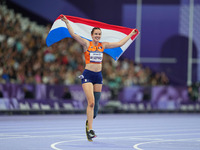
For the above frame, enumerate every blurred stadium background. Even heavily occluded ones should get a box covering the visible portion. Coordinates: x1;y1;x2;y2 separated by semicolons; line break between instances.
0;0;200;115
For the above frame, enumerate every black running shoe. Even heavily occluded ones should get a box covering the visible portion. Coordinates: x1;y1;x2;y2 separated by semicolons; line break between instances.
85;120;96;141
88;130;96;138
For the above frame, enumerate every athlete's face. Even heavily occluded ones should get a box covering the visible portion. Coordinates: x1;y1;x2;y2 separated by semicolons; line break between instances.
91;29;101;42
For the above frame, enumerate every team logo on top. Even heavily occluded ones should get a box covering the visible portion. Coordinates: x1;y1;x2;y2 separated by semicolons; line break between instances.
98;46;102;49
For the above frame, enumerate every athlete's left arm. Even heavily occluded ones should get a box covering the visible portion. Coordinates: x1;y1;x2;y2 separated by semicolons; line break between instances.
102;29;137;49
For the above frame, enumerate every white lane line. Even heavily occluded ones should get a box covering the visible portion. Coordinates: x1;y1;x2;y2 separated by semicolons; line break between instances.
50;137;144;150
0;124;199;130
0;134;29;137
1;130;200;140
133;138;200;150
51;139;86;150
98;128;200;135
1;126;200;132
0;127;83;131
129;132;200;138
0;134;82;140
1;128;200;141
0;133;200;140
1;128;200;136
50;137;200;150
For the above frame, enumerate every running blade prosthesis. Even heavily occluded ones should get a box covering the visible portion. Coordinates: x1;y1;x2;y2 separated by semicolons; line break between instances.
85;120;96;142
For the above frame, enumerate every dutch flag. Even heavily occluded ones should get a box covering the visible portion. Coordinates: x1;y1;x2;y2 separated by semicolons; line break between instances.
46;15;139;61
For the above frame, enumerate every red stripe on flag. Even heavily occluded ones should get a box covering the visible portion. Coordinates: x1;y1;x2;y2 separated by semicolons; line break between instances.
56;15;139;40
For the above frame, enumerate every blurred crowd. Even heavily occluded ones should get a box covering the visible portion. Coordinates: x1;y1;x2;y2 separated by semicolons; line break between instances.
0;5;169;89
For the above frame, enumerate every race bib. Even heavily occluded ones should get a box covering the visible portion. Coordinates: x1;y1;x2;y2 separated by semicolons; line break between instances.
90;52;103;63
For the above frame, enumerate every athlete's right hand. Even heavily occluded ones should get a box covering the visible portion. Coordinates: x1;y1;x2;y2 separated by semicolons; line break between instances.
60;14;69;24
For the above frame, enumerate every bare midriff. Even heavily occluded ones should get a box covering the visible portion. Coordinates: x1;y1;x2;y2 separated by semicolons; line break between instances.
85;63;102;72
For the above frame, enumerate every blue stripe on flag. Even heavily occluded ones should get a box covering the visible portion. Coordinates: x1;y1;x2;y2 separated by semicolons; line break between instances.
103;47;123;61
46;27;124;61
46;27;72;47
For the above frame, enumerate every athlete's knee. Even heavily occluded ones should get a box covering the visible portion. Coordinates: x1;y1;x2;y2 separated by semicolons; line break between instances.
89;103;94;108
88;100;95;108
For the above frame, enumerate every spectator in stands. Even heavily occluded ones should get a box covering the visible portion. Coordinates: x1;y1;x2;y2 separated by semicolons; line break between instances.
0;4;170;89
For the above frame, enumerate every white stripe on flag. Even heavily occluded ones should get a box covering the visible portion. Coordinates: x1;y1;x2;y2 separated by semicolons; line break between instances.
50;19;129;43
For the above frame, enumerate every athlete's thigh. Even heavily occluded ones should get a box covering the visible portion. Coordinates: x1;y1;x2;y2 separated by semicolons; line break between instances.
94;84;102;92
82;83;94;102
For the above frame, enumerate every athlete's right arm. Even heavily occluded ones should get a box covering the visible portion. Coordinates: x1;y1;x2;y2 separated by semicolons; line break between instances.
60;15;89;49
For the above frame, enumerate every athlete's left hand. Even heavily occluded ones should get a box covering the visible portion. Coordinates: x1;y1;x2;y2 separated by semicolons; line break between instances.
131;29;138;36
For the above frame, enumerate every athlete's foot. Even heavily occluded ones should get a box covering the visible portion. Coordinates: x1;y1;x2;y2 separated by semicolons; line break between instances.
85;120;97;141
86;129;96;141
